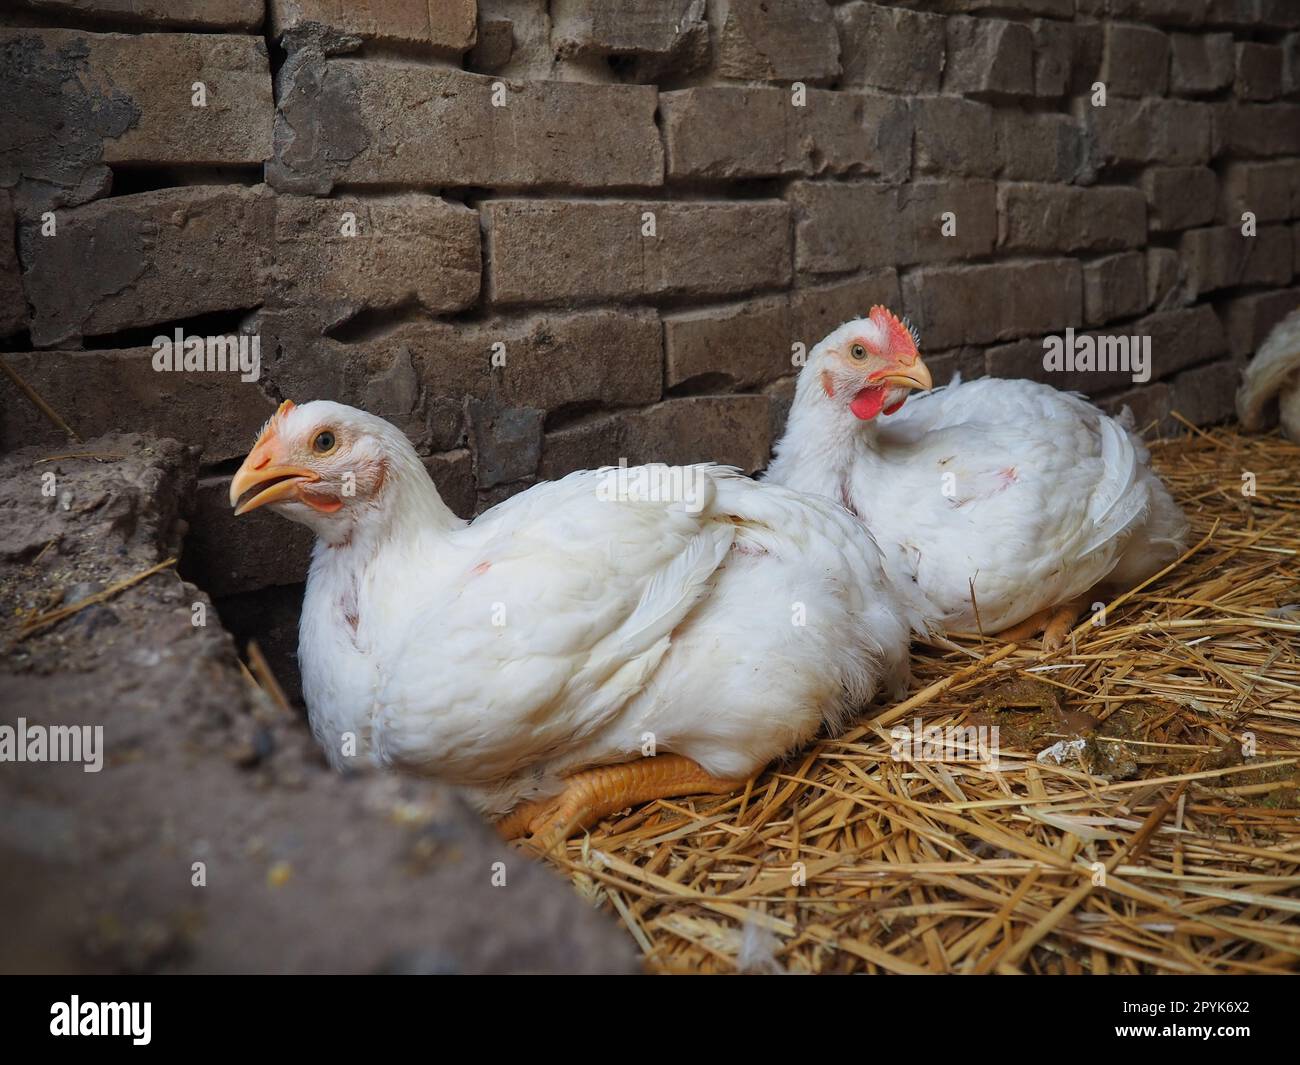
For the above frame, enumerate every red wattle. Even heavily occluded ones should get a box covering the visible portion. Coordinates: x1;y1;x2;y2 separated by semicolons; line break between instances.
850;387;887;420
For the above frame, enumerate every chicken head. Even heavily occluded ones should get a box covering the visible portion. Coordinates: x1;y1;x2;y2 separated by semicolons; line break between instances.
229;399;397;536
811;306;933;420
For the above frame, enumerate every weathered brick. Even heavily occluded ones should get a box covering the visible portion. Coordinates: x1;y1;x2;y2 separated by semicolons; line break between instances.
630;395;771;475
0;349;276;462
791;180;994;274
1180;225;1294;297
1029;18;1073;97
19;188;482;347
902;259;1083;349
766;375;797;442
1168;32;1233;95
661;88;909;182
540;396;772;480
665;297;793;390
1124;306;1228;375
999;184;1147;253
901;180;998;264
1100;382;1173;437
0;190;25;337
1207;0;1299;30
835;2;945;93
484;200;791;304
271;0;477;52
917;346;987;387
245;306;367;411
22;186;275;348
944;16;1034;96
469;398;542;489
424;450;476;520
1219;161;1300;224
189;475;314;598
1236;42;1284;101
716;0;839;82
1102;23;1170;97
551;0;707;65
985;305;1226;393
548;0;707;78
1083;251;1148;326
1080;97;1212;167
346;310;664;454
1106;0;1207;25
1;28;271;209
1257;0;1300;31
912;96;999;176
985;335;1133;394
916;0;1070;15
468;17;514;73
790;270;902;350
1169;358;1242;426
1215;103;1300;158
1214;286;1300;356
1147;247;1191;311
791;182;895;275
19;0;262;30
269;63;662;194
996;112;1085;183
273;195;481;315
1141;166;1218;231
1068;23;1106;94
1285;34;1300;96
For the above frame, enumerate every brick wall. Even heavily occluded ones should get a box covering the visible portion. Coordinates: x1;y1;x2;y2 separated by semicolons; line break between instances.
2;0;1299;608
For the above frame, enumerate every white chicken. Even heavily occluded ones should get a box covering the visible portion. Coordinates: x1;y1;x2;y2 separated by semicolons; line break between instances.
1237;305;1300;443
229;400;916;843
765;307;1189;649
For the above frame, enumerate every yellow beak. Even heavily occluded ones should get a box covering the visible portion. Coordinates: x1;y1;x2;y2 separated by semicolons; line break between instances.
876;354;934;393
229;462;319;515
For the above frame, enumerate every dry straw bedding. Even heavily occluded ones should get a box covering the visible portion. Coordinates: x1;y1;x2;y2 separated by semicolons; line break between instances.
531;424;1300;975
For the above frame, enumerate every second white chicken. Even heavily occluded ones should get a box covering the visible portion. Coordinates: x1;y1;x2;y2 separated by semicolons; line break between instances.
766;307;1189;649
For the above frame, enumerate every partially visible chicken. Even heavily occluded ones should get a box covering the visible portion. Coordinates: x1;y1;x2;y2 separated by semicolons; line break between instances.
1237;305;1300;442
229;400;915;843
765;307;1189;650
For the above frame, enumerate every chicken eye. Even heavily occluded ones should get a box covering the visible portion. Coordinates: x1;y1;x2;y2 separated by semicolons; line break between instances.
313;430;336;454
850;344;867;360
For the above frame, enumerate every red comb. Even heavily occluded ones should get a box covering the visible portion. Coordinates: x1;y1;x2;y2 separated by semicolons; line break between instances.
869;306;921;360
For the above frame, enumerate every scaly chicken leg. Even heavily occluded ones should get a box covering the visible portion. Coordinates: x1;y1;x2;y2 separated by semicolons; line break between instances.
497;755;746;848
995;595;1089;652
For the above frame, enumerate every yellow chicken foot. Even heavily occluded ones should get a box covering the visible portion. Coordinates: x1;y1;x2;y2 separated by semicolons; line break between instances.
993;607;1055;644
1041;596;1089;651
496;755;746;850
994;596;1089;651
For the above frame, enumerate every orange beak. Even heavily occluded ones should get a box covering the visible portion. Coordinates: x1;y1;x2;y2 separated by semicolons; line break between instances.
229;414;318;515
